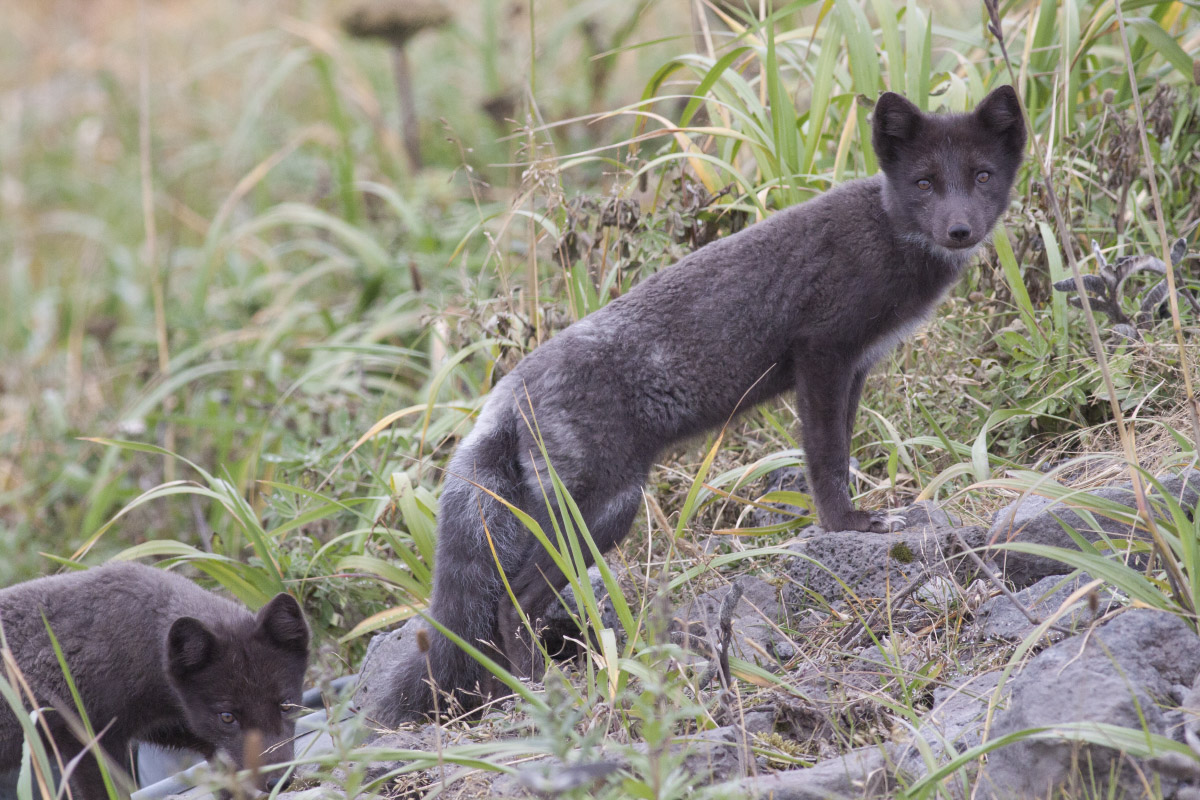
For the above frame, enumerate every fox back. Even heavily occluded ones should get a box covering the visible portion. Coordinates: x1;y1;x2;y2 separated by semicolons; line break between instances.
0;563;309;800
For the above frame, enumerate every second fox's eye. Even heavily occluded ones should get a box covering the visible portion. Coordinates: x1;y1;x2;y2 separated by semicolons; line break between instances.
219;712;236;724
917;179;932;191
976;171;990;184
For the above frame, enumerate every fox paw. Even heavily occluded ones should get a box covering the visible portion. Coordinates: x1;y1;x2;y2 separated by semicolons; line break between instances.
822;510;905;534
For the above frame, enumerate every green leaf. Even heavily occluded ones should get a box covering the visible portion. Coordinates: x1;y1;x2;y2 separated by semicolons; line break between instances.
1127;16;1195;81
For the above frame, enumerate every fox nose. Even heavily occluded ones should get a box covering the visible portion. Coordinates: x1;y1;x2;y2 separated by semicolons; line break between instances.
948;223;972;242
265;773;293;792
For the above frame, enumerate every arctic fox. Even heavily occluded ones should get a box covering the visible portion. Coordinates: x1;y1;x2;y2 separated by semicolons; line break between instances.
369;86;1027;723
0;562;309;800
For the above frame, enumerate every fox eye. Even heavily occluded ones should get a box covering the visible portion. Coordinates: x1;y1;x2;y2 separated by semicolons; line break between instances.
916;179;932;191
976;171;990;184
219;712;236;724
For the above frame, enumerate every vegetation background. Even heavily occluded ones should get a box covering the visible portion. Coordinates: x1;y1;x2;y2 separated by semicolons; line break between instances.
1;0;1199;794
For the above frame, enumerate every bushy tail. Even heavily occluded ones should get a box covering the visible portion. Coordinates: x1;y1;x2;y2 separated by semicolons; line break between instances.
369;406;530;724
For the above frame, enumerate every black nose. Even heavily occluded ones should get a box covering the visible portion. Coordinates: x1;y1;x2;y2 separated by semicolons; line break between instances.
265;773;293;792
948;224;972;242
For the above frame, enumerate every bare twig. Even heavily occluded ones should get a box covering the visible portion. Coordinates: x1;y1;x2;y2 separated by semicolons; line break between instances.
837;567;930;650
717;581;743;688
950;528;1073;637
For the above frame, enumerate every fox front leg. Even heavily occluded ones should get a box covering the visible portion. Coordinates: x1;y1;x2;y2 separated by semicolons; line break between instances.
796;359;892;533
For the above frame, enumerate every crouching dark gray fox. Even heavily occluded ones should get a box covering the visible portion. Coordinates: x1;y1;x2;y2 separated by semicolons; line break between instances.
0;562;309;800
367;86;1027;724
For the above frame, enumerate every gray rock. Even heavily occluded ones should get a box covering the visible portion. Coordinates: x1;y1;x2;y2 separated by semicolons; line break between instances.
983;609;1200;798
893;500;960;530
668;721;767;784
728;746;893;799
913;575;960;608
135;746;204;789
987;470;1200;588
895;671;1002;779
487;716;775;797
970;572;1120;643
352;616;432;720
673;576;795;667
784;521;986;609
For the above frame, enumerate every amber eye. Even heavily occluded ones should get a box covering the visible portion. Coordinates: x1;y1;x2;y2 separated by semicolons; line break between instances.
976;171;990;184
219;712;236;724
917;179;932;191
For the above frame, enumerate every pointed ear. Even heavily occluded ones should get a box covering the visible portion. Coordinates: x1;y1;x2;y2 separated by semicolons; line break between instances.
167;617;218;679
257;593;309;655
871;92;924;168
974;85;1027;155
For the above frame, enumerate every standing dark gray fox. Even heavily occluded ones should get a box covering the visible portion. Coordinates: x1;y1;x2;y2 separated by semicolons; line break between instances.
368;86;1027;724
0;563;309;800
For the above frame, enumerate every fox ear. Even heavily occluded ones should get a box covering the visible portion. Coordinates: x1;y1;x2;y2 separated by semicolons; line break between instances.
871;92;924;167
257;593;310;654
974;85;1027;154
167;617;218;678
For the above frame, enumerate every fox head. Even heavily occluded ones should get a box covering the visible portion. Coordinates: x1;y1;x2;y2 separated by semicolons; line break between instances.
872;85;1027;259
166;593;310;793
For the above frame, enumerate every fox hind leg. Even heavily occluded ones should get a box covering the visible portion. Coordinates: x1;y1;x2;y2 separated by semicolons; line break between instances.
498;483;643;681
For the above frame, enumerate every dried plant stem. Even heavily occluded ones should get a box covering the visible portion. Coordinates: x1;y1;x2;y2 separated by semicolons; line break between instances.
138;0;166;376
526;0;541;344
392;47;421;171
1112;0;1200;448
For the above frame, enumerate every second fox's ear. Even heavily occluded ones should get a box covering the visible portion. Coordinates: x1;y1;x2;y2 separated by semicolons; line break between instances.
257;592;310;654
871;92;923;167
974;85;1027;155
167;617;218;678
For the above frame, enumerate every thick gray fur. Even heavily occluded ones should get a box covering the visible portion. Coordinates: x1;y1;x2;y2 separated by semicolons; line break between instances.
370;86;1027;724
0;562;309;800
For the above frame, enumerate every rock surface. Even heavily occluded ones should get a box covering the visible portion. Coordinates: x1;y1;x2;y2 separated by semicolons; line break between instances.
729;746;894;799
894;670;1002;780
969;571;1120;643
352;616;432;722
672;576;795;667
983;608;1200;798
987;470;1200;588
784;504;985;609
485;713;776;797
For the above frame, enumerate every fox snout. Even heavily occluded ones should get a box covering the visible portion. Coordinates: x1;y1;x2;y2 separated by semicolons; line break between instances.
257;739;297;793
263;771;293;793
932;199;987;250
233;729;296;793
